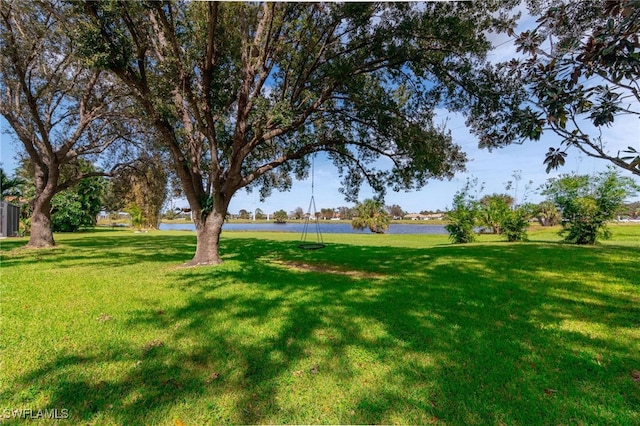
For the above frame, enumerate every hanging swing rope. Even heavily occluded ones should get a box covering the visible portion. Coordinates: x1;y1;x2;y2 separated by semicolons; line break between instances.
298;155;326;250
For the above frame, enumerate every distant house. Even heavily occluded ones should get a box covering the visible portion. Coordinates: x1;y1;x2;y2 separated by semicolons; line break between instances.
404;213;428;220
403;213;445;221
424;213;445;220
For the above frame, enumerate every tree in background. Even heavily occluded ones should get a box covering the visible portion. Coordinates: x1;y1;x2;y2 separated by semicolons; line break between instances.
622;201;640;219
500;204;533;242
336;206;355;221
352;199;390;234
534;201;562;226
273;209;288;223
320;208;335;220
291;207;305;220
78;1;521;265
1;167;28;235
0;167;25;198
446;180;531;243
478;194;514;234
125;204;144;231
541;169;639;244
470;0;640;176
0;1;135;247
445;179;480;243
386;204;405;220
103;154;168;229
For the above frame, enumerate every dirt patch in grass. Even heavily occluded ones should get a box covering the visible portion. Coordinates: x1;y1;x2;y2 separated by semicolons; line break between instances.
270;259;385;279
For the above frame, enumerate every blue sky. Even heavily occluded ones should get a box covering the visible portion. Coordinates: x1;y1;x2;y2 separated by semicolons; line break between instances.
2;7;638;215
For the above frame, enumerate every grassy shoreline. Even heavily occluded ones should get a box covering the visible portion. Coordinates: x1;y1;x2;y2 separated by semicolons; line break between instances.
1;226;639;424
98;218;451;227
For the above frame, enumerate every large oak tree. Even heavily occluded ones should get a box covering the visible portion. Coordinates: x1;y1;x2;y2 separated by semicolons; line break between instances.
78;1;520;265
0;0;136;247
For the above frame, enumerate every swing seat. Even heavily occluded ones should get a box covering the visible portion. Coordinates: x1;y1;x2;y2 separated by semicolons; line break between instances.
297;242;326;250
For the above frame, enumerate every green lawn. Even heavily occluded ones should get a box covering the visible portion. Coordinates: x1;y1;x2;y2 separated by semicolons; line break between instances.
1;226;639;425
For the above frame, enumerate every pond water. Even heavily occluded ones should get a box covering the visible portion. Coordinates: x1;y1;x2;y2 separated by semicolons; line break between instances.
159;222;449;235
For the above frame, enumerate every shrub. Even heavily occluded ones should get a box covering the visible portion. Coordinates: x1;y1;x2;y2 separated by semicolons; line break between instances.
445;180;479;243
51;176;105;232
541;169;639;244
501;205;532;242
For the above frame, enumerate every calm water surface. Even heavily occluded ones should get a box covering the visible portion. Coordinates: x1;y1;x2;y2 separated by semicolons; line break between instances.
159;222;448;235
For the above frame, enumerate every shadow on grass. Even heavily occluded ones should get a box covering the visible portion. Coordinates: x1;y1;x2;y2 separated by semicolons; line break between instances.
5;233;640;424
0;230;197;269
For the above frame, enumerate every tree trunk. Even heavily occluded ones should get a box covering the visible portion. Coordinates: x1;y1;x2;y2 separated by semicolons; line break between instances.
26;164;58;248
27;196;55;247
184;207;227;266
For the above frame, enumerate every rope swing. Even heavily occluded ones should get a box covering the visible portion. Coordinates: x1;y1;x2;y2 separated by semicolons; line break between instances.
298;155;326;250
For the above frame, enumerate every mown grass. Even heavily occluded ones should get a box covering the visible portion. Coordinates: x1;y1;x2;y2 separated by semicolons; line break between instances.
1;226;639;425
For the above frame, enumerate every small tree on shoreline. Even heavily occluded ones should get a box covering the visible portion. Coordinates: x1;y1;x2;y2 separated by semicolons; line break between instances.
446;179;532;243
445;179;480;244
352;199;390;234
542;169;639;244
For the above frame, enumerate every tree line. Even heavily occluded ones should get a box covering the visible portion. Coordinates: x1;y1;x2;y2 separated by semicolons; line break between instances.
1;1;638;265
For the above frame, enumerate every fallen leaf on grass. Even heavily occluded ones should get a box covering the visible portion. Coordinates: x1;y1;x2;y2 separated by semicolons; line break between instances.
96;313;112;323
142;339;164;355
544;388;558;396
205;372;220;384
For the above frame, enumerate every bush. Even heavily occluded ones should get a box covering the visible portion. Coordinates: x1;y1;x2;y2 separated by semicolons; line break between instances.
51;176;105;232
274;209;288;223
445;180;479;243
501;206;531;242
541;169;639;244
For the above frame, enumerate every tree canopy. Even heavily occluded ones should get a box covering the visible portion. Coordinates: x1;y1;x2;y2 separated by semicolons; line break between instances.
469;0;640;176
74;0;520;265
103;153;168;229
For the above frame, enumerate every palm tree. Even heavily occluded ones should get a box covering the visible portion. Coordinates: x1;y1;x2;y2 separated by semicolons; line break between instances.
351;199;390;234
0;168;26;198
535;201;562;226
478;193;513;234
